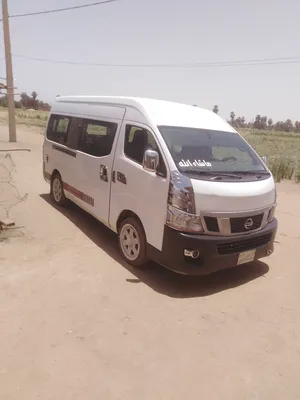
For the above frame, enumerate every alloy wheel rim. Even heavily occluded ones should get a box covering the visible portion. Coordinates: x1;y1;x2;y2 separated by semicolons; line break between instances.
120;224;140;261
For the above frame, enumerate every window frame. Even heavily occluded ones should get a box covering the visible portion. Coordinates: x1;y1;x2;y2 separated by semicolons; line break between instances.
124;124;167;177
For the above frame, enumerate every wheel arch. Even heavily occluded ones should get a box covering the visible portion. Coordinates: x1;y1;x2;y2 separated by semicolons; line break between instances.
116;210;145;236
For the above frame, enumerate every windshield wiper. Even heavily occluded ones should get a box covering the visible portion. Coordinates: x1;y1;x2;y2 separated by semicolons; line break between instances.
233;170;270;175
179;170;242;179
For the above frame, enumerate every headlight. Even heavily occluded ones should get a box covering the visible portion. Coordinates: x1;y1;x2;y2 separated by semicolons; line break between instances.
268;205;276;222
168;171;195;213
167;205;204;233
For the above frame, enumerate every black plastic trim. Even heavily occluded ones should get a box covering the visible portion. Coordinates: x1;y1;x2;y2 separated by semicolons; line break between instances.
147;218;278;275
52;144;76;158
117;171;127;185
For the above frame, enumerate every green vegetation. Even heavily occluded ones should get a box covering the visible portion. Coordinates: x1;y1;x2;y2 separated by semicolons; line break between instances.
0;107;48;128
0;91;50;111
241;129;300;183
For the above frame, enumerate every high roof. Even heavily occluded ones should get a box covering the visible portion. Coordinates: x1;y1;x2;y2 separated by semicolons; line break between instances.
55;96;234;132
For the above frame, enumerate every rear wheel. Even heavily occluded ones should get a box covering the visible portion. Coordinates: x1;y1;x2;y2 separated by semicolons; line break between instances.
119;217;148;267
51;173;67;206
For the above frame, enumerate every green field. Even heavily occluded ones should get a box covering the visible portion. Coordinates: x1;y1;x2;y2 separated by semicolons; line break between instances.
0;107;48;129
0;107;299;182
242;129;300;182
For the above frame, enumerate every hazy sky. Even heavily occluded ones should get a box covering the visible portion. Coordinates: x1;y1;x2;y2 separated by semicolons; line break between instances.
1;0;300;121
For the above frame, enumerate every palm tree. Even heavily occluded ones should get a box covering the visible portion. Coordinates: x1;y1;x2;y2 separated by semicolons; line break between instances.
213;105;219;114
20;92;29;108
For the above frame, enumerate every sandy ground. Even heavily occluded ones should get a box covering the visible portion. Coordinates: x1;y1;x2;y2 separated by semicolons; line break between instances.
0;124;300;400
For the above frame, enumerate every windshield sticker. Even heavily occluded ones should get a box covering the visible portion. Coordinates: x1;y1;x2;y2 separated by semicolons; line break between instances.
179;159;212;168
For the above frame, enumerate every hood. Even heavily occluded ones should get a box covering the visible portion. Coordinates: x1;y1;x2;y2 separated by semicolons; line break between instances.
191;176;276;214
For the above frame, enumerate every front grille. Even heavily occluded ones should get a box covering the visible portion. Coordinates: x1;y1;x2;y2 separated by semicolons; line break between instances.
217;233;272;255
204;216;219;232
230;213;263;233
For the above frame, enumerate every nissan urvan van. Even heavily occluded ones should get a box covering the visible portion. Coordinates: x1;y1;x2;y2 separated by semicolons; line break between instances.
43;96;277;275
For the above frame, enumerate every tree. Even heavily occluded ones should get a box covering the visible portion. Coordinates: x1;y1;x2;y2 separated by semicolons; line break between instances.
282;119;294;132
254;115;262;129
31;91;38;100
235;116;246;128
20;92;27;101
274;121;283;131
213;105;219;114
268;118;273;129
20;92;30;108
261;116;268;130
230;112;235;122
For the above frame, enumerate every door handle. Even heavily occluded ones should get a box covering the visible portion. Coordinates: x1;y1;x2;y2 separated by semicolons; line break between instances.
100;164;108;182
117;171;127;185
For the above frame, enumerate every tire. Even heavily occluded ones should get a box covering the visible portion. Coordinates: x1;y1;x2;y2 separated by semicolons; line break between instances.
118;217;148;267
51;173;67;206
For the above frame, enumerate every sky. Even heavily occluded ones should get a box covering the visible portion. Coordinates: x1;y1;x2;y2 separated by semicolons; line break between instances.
1;0;300;122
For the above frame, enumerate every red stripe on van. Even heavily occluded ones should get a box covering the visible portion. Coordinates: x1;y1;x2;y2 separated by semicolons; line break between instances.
63;182;95;207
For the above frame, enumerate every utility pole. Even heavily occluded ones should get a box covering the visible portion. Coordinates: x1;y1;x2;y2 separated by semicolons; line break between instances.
2;0;16;142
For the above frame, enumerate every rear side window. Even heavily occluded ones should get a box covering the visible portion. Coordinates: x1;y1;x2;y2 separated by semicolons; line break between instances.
78;119;118;157
47;114;71;145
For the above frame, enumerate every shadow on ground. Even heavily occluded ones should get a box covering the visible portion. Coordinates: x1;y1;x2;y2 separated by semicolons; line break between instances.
40;194;269;298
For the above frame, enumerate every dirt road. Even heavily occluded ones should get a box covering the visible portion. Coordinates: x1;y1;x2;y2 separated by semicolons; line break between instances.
1;125;300;399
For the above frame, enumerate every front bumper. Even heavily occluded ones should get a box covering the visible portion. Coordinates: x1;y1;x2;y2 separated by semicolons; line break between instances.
149;218;278;275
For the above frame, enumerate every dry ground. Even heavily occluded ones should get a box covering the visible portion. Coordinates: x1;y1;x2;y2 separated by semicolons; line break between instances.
0;124;300;399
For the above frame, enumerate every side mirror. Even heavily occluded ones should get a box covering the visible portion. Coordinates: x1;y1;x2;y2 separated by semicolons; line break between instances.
261;156;267;164
143;149;159;172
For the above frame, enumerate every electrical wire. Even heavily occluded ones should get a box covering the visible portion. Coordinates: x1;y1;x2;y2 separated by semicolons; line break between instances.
10;53;300;68
0;0;120;21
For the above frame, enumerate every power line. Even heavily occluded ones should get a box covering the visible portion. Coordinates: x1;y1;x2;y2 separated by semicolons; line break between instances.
0;0;120;20
10;53;300;68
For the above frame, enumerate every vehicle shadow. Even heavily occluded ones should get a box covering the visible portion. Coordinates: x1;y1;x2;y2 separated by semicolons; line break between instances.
40;194;270;299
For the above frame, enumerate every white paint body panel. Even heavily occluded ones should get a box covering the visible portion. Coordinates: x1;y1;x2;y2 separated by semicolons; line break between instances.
109;120;170;250
191;176;276;214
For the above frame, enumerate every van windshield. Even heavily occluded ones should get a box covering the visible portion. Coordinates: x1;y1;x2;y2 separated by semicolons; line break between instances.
158;126;268;178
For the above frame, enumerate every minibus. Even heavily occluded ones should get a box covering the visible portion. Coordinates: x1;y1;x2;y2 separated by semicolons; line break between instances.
43;96;277;275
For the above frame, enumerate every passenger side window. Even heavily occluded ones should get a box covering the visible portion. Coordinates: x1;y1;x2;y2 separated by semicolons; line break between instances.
124;125;166;176
47;115;70;145
78;119;118;157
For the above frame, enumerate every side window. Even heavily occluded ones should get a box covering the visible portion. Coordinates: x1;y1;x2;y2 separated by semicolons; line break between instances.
78;119;118;157
65;117;82;150
124;125;166;176
47;115;71;145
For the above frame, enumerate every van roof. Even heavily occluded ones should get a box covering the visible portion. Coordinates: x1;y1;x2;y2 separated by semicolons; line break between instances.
55;96;234;132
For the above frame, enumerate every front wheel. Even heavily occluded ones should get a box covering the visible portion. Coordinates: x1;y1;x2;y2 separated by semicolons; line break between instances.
118;217;148;267
51;173;67;206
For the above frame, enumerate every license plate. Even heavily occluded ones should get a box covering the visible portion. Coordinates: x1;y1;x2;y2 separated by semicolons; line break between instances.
237;249;256;265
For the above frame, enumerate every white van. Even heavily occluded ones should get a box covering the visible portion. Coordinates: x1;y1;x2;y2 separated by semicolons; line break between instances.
43;96;277;275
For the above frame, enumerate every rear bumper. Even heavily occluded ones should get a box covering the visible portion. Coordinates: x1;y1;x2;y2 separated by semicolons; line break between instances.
148;218;278;275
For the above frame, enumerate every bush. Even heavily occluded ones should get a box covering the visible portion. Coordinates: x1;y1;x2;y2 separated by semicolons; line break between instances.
269;158;296;182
